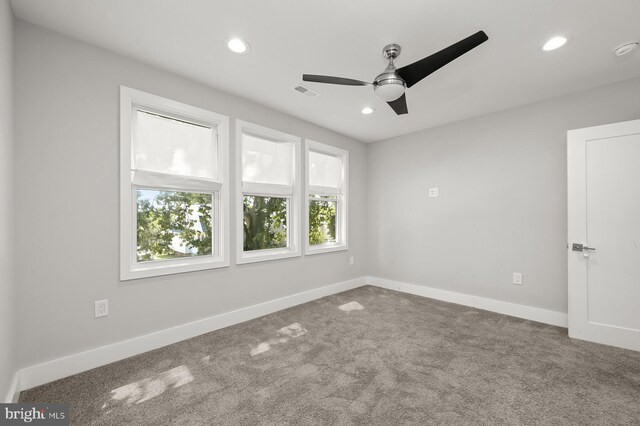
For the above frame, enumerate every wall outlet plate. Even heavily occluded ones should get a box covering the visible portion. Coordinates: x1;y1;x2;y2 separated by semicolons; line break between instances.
95;299;109;318
513;273;523;285
349;256;355;265
429;188;439;197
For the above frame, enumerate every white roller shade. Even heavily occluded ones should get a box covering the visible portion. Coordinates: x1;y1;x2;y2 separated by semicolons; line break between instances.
133;110;218;180
309;151;342;189
242;133;294;186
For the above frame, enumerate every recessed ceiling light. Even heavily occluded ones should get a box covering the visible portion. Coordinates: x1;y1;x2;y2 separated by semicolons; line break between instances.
361;107;375;115
543;36;567;51
227;38;250;54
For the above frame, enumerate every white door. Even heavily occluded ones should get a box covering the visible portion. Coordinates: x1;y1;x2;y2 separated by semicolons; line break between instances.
567;119;640;351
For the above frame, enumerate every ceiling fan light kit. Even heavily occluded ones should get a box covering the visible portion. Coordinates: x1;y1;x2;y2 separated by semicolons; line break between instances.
374;81;406;102
302;31;488;115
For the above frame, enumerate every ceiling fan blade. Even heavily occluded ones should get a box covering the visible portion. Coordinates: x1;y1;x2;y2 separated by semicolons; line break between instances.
303;74;371;86
387;93;408;115
396;31;489;88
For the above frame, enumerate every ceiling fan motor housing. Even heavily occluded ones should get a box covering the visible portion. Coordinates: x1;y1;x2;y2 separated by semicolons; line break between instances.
375;44;406;102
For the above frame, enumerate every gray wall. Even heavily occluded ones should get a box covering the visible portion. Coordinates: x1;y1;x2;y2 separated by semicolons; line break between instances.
0;0;15;401
368;77;640;313
14;21;369;367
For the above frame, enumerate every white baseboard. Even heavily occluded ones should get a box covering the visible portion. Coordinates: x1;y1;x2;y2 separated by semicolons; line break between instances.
366;276;568;328
4;370;21;403
19;277;365;391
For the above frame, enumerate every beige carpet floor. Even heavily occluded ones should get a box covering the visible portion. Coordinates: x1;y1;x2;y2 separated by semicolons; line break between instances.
20;286;640;425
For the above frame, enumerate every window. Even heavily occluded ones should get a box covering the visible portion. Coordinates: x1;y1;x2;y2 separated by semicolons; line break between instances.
120;87;229;280
236;121;301;263
305;140;348;254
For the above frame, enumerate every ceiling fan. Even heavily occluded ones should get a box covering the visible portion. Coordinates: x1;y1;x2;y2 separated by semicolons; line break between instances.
302;31;488;115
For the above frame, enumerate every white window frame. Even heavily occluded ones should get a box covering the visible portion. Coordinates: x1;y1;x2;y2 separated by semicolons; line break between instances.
236;120;301;264
120;86;230;280
304;140;349;255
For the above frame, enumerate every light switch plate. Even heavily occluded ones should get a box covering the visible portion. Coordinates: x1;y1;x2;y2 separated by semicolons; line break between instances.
513;273;523;285
429;188;439;197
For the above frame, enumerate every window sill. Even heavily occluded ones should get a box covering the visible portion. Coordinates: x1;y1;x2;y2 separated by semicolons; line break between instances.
305;244;348;256
236;248;301;265
121;256;229;281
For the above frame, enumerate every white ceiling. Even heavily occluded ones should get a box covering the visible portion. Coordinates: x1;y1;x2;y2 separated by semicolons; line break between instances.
11;0;640;143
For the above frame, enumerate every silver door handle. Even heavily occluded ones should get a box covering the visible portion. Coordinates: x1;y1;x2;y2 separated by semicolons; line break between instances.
572;243;596;252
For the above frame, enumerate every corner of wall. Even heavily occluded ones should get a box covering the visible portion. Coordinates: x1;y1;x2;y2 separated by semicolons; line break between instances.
0;0;17;404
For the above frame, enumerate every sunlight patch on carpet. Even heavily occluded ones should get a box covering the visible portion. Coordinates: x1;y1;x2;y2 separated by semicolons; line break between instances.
103;365;193;408
278;322;307;338
339;301;364;312
250;323;307;356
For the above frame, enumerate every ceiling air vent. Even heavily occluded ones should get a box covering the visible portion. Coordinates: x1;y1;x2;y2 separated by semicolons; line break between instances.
293;84;319;99
614;42;638;56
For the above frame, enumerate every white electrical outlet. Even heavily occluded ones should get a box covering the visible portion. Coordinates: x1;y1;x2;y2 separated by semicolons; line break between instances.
429;188;439;197
349;256;355;265
513;273;523;285
95;299;109;318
